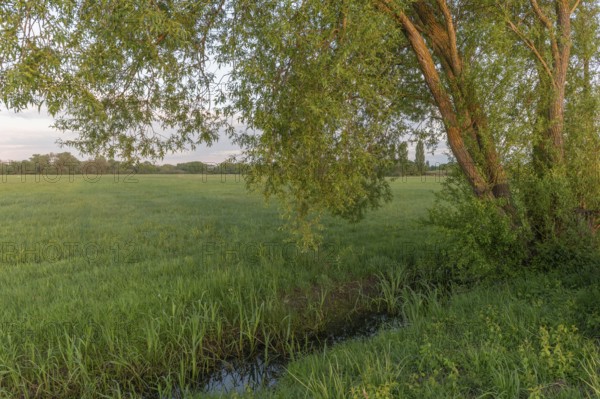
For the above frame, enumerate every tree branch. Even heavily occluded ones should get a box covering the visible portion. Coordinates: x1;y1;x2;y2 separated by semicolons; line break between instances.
530;0;552;30
506;19;556;86
412;2;460;78
529;0;560;66
373;0;491;197
435;0;461;75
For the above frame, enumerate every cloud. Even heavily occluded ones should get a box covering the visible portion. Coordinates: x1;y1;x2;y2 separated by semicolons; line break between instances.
0;106;242;163
1;106;452;165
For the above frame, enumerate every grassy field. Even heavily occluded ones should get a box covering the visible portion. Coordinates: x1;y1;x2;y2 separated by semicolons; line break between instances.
0;174;445;398
0;174;598;398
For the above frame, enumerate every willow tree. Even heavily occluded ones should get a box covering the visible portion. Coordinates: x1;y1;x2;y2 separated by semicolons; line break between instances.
1;0;598;252
415;140;425;174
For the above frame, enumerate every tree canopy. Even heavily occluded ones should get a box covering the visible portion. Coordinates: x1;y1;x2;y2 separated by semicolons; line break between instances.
1;0;598;251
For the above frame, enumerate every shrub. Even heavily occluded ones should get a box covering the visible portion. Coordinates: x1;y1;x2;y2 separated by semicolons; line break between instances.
428;172;529;282
429;166;600;281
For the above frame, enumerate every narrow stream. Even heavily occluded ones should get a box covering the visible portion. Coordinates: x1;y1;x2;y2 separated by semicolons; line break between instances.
200;312;403;396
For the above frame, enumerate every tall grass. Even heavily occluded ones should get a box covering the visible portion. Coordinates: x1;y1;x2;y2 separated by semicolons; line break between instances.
0;174;441;397
265;271;600;399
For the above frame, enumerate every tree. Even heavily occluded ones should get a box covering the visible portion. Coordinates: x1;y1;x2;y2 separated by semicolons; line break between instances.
137;161;159;174
415;140;425;175
176;162;208;174
29;154;51;174
1;0;598;251
81;155;110;177
54;152;81;174
396;141;409;176
397;142;409;166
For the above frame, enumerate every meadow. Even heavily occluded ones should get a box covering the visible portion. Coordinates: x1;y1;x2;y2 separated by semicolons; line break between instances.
0;174;598;398
0;173;440;398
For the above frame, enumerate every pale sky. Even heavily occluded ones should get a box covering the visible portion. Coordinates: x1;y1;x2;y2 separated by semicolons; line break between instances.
0;107;451;165
0;106;243;164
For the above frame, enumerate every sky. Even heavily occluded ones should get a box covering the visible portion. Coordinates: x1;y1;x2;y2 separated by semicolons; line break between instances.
0;106;452;165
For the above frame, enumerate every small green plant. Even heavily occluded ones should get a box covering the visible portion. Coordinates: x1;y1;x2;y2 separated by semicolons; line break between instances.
375;264;407;314
537;324;579;379
350;381;399;399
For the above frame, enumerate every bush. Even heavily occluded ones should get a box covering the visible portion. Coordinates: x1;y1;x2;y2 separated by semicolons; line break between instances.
429;166;600;281
574;284;600;338
428;172;529;282
516;168;600;271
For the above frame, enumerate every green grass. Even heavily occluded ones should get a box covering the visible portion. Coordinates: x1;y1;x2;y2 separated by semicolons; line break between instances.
0;174;442;398
1;174;597;398
261;272;600;399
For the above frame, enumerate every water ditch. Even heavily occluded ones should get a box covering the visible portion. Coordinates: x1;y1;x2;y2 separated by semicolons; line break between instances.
196;312;404;396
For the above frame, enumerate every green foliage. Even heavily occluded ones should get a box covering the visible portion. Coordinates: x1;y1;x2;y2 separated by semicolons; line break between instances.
225;0;412;245
574;285;600;338
515;167;600;270
429;160;600;277
565;0;600;215
415;140;425;175
0;152;252;176
0;1;451;245
1;0;599;250
397;141;409;166
1;0;225;160
428;170;529;281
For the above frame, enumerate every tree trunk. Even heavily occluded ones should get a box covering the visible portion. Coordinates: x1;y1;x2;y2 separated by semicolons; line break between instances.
531;0;572;172
375;0;517;219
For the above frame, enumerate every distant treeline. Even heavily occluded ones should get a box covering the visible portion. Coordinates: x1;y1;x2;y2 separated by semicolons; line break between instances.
385;160;451;177
0;152;247;175
1;152;451;177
